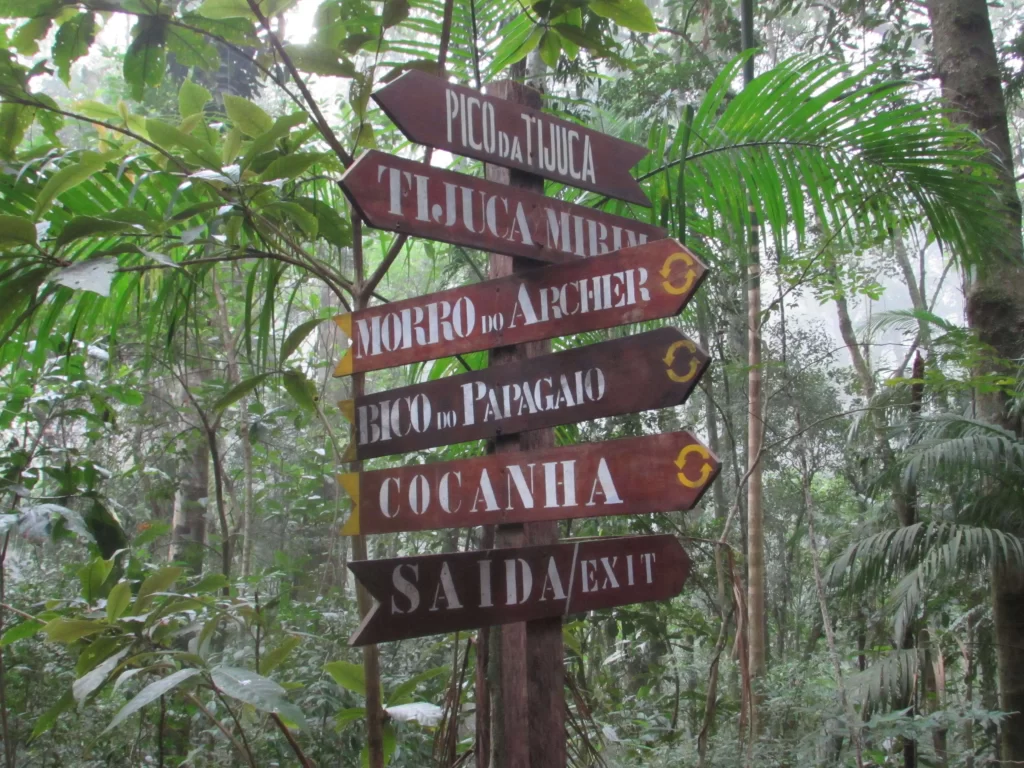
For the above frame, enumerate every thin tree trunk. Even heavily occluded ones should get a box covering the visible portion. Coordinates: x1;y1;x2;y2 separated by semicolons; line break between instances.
926;3;1024;758
740;1;767;743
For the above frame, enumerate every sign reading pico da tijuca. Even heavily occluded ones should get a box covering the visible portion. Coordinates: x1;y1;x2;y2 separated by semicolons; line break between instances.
371;70;652;207
338;151;666;264
338;431;720;535
348;535;691;646
338;327;709;461
332;239;707;376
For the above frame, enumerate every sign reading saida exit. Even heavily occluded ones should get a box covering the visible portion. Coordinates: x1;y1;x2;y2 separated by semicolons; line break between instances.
349;535;691;646
338;431;720;535
332;239;707;376
338;327;710;461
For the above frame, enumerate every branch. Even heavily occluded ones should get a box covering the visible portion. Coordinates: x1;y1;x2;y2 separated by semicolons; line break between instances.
245;0;353;167
0;98;187;172
271;713;314;767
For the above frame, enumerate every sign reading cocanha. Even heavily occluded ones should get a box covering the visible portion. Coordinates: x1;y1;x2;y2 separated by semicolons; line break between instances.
338;431;719;535
332;239;707;376
338;150;666;264
338;327;709;461
371;70;652;207
348;535;691;645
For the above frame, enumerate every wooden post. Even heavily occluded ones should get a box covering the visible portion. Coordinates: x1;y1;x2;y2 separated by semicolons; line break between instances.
480;79;566;768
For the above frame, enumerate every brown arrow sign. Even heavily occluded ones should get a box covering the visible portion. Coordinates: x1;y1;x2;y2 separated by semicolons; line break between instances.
339;150;667;264
348;534;690;646
338;431;720;535
332;239;708;376
372;70;651;207
338;326;709;461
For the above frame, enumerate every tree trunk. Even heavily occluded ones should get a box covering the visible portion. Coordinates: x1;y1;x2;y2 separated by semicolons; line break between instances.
168;437;208;574
926;1;1024;760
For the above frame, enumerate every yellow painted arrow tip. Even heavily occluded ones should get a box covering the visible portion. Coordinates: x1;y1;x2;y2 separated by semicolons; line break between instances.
341;442;357;463
333;352;353;378
340;510;360;536
337;400;354;423
333;313;352;336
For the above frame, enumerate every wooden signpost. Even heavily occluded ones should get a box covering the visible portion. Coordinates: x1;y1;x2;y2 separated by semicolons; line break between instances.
338;150;667;263
348;535;691;646
333;71;716;768
332;238;707;376
338;327;709;461
371;70;652;206
338;431;720;535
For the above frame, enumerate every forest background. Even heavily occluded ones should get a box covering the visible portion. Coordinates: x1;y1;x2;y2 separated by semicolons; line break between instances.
0;0;1023;766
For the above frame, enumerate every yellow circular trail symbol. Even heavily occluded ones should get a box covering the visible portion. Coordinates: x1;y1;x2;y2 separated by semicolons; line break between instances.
675;444;713;489
663;339;699;383
660;251;697;296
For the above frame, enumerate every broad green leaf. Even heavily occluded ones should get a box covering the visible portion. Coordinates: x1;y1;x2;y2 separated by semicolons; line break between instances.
166;25;220;69
133;565;183;611
55;216;142;248
282;369;317;411
538;29;561;68
242;112;308;167
0;214;37;247
192;572;229;593
335;706;366;728
12;16;52;56
0;619;43;647
73;647;129;704
197;0;296;18
145;118;220;167
325;660;366;697
43;618;107;644
123;16;168;101
179;79;211;117
29;691;73;743
196;0;251;18
257;152;322;182
106;581;132;621
224;94;273;138
588;0;657;32
222;126;243;164
259;636;301;675
48;258;118;297
0;102;35;160
493;23;544;72
34;151;114;220
52;12;96;85
283;44;356;77
381;0;409;27
213;372;272;412
386;666;447;706
211;666;308;727
294;198;351;247
78;556;115;604
262;201;318;237
103;668;200;733
280;318;323;363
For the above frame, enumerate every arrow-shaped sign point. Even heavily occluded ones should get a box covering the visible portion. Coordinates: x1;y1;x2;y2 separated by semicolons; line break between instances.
333;314;353;377
338;473;361;535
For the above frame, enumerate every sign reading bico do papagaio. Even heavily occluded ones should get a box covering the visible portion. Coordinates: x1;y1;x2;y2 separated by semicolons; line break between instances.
348;535;691;646
331;239;707;376
338;431;719;535
339;151;666;264
338;327;709;461
372;71;652;207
